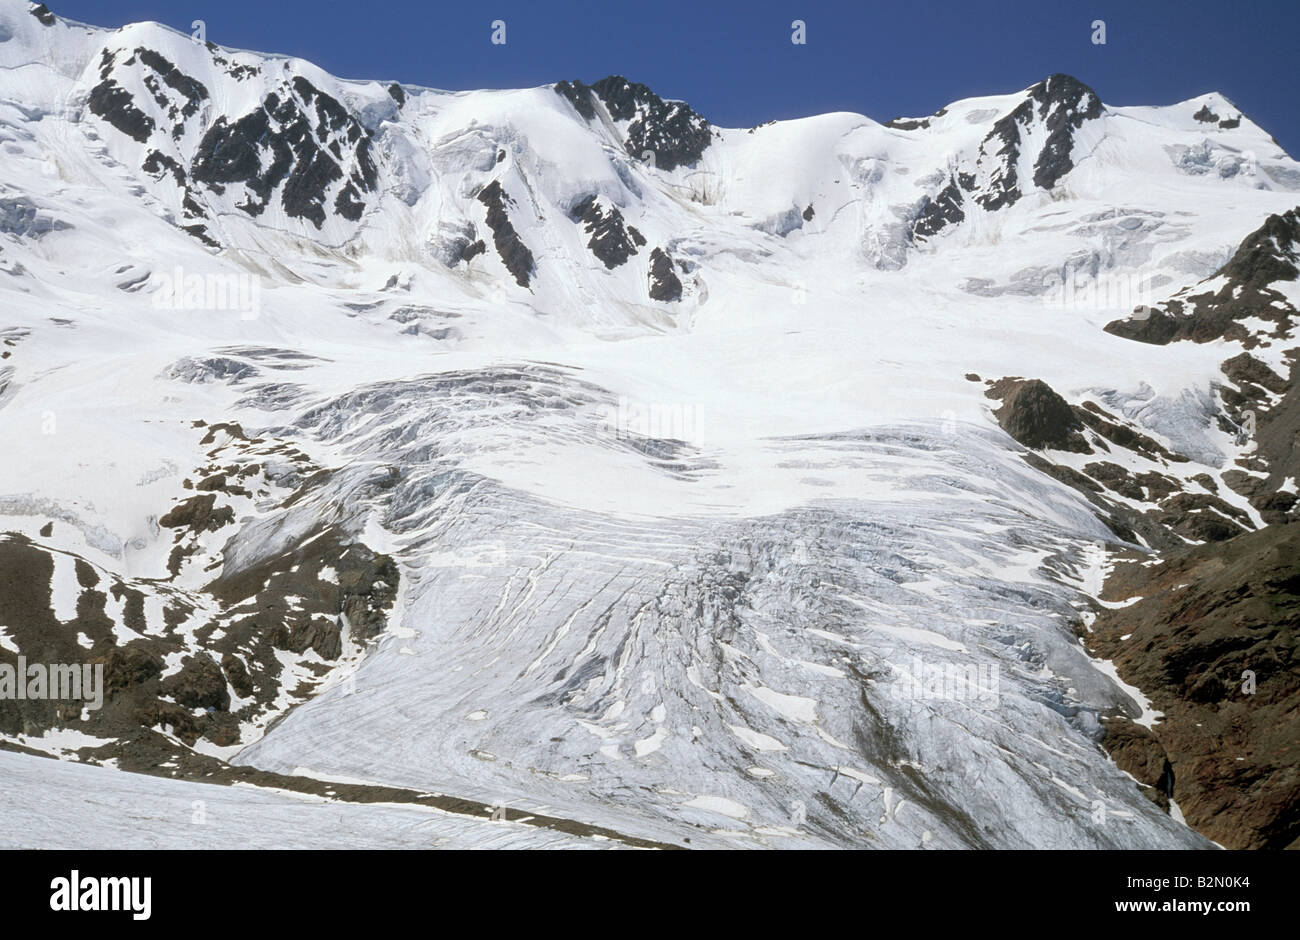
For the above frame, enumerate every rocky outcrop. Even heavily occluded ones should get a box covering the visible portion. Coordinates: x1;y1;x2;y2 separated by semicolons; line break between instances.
648;247;682;301
191;76;377;226
913;74;1103;241
87;72;154;143
985;377;1091;452
0;416;400;764
161;653;230;711
1104;208;1299;348
554;76;713;171
158;492;233;534
1086;525;1300;849
1099;718;1174;811
913;176;967;238
477;180;535;287
1101;209;1300;534
570;194;644;269
553;79;596;121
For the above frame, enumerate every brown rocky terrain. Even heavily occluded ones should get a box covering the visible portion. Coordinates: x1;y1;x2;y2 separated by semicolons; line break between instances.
1084;526;1299;849
0;420;399;769
982;208;1300;849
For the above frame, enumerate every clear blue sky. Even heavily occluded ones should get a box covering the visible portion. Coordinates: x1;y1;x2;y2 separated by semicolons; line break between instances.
47;0;1300;156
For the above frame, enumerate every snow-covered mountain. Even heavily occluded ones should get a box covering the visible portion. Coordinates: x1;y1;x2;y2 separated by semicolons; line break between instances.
2;0;1298;849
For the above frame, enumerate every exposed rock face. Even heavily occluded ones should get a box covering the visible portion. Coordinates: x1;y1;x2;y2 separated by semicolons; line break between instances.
158;492;233;534
459;238;486;262
476;180;535;287
103;644;165;695
913;175;968;238
1024;73;1105;191
1192;101;1242;129
553;76;713;171
553;79;596;121
88;71;155;143
884;106;947;132
648;247;682;301
191;76;377;226
984;373;1262;549
1105;208;1300;347
1099;718;1174;811
1014;255;1299;841
135;48;209;129
1085;525;1300;849
985;377;1091;452
570;194;644;269
161;654;230;711
1100;209;1300;535
912;74;1103;241
0;414;400;766
977;209;1300;850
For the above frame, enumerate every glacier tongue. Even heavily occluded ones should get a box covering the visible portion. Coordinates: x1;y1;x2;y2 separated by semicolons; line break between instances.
224;366;1206;847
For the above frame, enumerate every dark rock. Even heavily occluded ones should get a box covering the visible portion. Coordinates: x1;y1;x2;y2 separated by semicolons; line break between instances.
1193;103;1220;124
220;653;254;698
553;80;596;121
158;493;234;533
286;617;342;660
191;77;376;228
986;377;1091;452
195;472;226;492
588;75;713;171
136;48;209;123
648;247;682;301
88;79;155;143
1028;74;1105;191
136;699;203;743
161;653;230;711
476;180;534;287
570;194;641;269
1100;718;1172;810
1104;209;1299;347
141;150;186;186
103;643;165;696
1221;351;1287;396
913;177;966;239
918;74;1101;239
1087;524;1300;849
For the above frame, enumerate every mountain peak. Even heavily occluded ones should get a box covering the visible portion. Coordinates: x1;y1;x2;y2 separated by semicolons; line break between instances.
553;75;712;171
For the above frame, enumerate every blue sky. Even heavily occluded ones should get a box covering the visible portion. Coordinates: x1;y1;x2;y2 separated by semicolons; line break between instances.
47;0;1300;155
